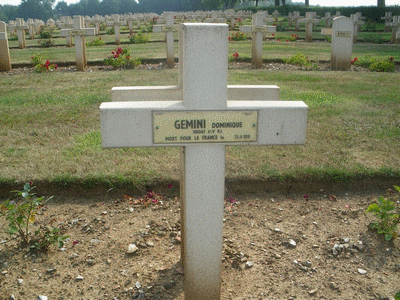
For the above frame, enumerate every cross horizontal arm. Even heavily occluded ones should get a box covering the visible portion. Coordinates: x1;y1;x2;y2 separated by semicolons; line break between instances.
100;100;307;148
111;85;280;101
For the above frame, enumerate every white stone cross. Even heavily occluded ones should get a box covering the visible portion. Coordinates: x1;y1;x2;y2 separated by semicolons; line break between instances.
390;16;399;44
322;12;333;28
262;11;274;24
240;12;276;68
93;15;104;35
106;14;126;45
100;23;307;299
0;21;12;71
350;13;365;43
299;12;319;42
272;10;281;22
60;15;95;71
293;11;302;31
15;18;28;49
381;11;393;32
123;13;135;35
27;18;36;40
331;16;354;70
153;12;178;68
58;16;74;47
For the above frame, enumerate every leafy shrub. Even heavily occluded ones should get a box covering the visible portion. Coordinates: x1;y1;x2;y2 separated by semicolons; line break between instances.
0;182;68;250
139;24;153;33
39;31;52;39
354;55;395;72
230;31;248;41
39;39;55;48
31;53;58;72
106;27;115;35
283;52;311;67
86;37;105;46
274;22;286;32
354;55;377;68
288;34;299;42
365;21;377;32
363;34;389;44
324;35;332;43
129;31;149;44
366;185;399;241
369;59;395;72
103;47;141;69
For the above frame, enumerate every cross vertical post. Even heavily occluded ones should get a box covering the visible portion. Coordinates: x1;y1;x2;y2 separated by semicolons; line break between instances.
107;14;126;45
15;18;28;49
0;21;12;71
153;12;177;68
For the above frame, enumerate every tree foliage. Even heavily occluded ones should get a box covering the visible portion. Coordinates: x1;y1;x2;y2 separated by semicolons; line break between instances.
1;0;399;22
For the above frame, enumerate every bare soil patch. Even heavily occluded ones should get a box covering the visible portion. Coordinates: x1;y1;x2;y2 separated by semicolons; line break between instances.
1;184;399;300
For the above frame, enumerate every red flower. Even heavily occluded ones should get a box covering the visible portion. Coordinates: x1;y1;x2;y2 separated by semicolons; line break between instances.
389;56;394;62
29;181;33;186
167;184;173;189
228;36;231;41
272;33;274;36
273;23;276;26
303;194;310;199
286;39;289;42
232;52;239;59
354;57;358;62
72;240;79;246
54;64;58;70
277;39;281;42
99;37;101;40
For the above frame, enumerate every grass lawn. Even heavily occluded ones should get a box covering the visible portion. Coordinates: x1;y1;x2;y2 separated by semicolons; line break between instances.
2;23;400;187
1;63;399;187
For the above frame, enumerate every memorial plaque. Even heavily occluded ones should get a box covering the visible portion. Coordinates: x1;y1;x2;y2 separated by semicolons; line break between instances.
71;29;85;35
162;26;178;32
252;26;269;32
336;31;351;37
153;110;258;144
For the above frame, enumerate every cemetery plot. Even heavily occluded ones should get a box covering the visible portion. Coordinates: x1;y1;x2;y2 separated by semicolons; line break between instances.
0;188;399;300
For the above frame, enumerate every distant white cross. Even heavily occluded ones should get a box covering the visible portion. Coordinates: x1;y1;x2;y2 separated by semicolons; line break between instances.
153;12;178;68
61;16;95;71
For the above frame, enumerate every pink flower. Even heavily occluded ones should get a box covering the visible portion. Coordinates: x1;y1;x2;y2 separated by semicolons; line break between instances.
227;197;237;204
303;194;310;199
167;184;173;189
